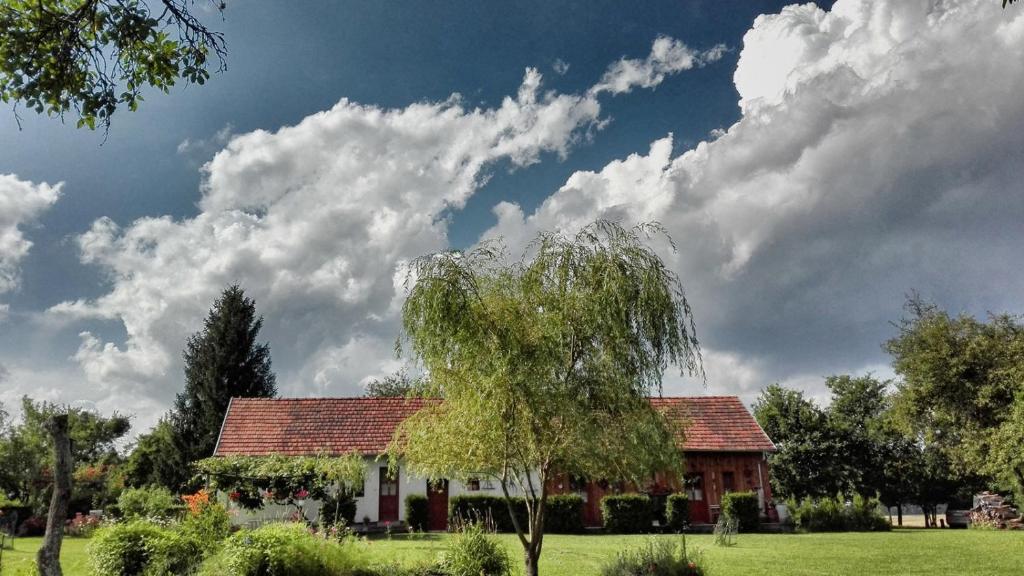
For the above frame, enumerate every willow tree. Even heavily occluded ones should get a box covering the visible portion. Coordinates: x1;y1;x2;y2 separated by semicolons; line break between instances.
390;221;702;576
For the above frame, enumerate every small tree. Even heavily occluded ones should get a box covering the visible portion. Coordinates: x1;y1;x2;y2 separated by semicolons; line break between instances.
390;221;702;576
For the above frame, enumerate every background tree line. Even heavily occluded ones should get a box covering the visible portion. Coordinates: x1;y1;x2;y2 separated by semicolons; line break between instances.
755;295;1024;525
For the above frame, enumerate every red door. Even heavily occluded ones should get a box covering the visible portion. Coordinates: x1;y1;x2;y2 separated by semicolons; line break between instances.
427;480;449;531
584;481;606;527
687;473;709;524
379;467;399;523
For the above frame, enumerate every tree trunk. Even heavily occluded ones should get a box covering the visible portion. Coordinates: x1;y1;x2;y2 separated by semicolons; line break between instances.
897;503;903;527
37;414;72;576
524;548;540;576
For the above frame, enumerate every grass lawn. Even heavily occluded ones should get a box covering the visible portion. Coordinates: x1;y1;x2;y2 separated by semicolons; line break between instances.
2;530;1022;575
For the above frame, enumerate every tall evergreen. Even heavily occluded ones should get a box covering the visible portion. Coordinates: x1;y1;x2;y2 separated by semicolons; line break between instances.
172;285;277;463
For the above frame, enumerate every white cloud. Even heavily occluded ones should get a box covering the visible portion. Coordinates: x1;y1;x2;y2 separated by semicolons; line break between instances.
52;36;711;417
590;36;727;95
552;58;571;76
487;0;1024;390
0;174;61;307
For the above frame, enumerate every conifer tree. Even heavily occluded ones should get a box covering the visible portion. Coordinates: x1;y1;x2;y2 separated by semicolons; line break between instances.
173;285;276;462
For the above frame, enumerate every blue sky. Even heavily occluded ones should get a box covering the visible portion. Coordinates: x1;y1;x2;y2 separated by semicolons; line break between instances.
2;0;1023;432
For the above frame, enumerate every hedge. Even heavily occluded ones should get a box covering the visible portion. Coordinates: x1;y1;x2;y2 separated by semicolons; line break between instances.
720;491;760;532
448;495;527;533
406;494;429;531
600;494;653;533
787;493;890;532
664;493;689;531
544;494;584;534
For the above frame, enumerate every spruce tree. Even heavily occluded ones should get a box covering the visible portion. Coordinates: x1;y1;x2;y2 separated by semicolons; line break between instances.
172;285;277;464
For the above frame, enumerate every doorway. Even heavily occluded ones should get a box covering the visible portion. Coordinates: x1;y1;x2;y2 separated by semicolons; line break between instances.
379;467;399;523
427;479;449;531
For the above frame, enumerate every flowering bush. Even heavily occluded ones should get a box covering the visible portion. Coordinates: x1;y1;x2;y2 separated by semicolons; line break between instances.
182;489;211;516
66;512;102;537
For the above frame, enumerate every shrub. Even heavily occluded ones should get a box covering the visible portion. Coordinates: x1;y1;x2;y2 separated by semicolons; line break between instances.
448;495;527;533
664;493;690;532
18;515;48;536
439;522;512;576
405;494;429;531
66;512;103;537
720;491;759;532
599;536;706;576
788;493;890;532
545;494;584;534
320;491;358;527
117;486;180;520
198;522;366;576
601;493;653;533
181;501;232;554
88;519;201;576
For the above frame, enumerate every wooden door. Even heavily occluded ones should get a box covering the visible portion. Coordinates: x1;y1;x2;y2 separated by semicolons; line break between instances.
379;467;399;523
427;479;449;531
687;473;710;524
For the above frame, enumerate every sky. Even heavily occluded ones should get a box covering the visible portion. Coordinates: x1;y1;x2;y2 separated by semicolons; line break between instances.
2;0;1024;435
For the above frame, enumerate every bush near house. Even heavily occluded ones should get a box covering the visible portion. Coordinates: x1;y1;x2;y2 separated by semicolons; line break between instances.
720;491;760;532
406;494;429;531
116;485;182;520
199;522;367;576
664;493;690;531
788;493;891;532
600;536;707;576
601;494;653;533
88;519;203;576
321;491;359;528
448;495;528;533
545;494;585;534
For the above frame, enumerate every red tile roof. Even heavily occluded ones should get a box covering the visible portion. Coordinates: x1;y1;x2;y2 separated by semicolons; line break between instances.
651;396;776;453
214;395;775;457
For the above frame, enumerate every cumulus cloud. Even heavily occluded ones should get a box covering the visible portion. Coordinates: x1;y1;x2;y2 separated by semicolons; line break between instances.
488;0;1024;399
52;35;710;416
0;174;61;310
590;36;727;95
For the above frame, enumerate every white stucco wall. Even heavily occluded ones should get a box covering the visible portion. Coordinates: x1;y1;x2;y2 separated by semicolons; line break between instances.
225;455;541;527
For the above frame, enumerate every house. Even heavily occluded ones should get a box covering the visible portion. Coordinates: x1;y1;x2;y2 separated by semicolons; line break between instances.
213;395;776;528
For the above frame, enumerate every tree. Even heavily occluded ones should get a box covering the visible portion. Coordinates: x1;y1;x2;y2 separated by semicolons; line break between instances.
390;221;702;576
826;375;891;497
886;296;1024;500
0;397;129;515
172;285;277;468
36;414;71;576
0;0;226;131
122;418;188;489
364;369;427;398
753;384;853;499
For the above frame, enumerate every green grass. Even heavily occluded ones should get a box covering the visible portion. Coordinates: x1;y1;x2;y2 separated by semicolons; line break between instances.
2;530;1022;575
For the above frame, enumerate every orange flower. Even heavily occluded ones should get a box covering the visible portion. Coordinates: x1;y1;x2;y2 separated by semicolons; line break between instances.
182;489;211;516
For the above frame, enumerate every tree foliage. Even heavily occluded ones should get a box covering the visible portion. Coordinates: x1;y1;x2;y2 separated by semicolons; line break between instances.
886;296;1024;501
390;221;702;576
0;397;129;515
0;0;226;130
363;369;427;398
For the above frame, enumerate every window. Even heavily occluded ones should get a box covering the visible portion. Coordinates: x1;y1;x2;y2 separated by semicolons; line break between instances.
685;473;704;501
466;477;481;491
722;471;736;494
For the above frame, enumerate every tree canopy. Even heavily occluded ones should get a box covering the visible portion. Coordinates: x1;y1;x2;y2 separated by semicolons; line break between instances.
0;0;226;130
390;221;702;576
125;284;276;491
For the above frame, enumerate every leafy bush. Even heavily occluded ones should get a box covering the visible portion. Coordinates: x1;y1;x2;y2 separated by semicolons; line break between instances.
181;500;232;553
117;486;181;520
601;494;653;533
88;519;201;576
198;522;366;576
545;494;584;534
320;491;358;527
448;495;527;533
599;536;706;576
788;493;890;532
406;494;429;531
439;522;512;576
17;515;48;536
664;493;689;532
720;491;760;532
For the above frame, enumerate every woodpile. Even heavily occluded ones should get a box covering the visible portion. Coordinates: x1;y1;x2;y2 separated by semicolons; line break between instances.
969;492;1023;530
